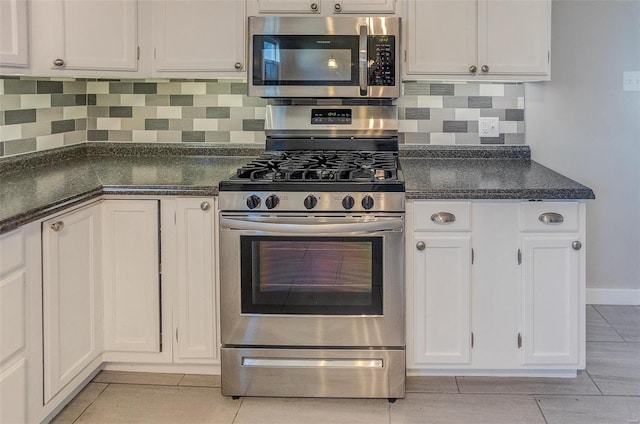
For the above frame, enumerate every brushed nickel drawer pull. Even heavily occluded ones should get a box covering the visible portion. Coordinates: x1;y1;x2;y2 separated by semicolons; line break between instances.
538;212;564;224
430;212;456;224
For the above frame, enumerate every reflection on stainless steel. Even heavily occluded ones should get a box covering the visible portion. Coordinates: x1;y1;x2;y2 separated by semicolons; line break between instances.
218;104;404;400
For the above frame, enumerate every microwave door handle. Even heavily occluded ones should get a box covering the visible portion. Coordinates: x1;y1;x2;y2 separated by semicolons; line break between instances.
359;25;368;96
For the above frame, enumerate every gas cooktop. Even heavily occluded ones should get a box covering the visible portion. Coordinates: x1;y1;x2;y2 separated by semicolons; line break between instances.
219;149;404;193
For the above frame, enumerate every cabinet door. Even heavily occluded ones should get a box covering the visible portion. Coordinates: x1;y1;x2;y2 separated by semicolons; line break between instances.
521;236;581;365
405;0;477;75
154;0;245;73
102;200;160;353
47;0;138;71
254;0;320;14
411;234;471;365
0;229;28;422
478;0;550;76
174;198;218;362
0;0;29;67
334;0;395;14
42;203;102;403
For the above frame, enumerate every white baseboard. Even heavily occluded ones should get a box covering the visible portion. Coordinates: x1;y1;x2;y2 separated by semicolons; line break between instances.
586;288;640;305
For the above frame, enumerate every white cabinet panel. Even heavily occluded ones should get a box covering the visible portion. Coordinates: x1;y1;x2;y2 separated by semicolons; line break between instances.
254;0;320;14
0;0;29;68
0;359;27;424
334;0;395;14
174;198;218;362
405;0;477;75
42;203;102;403
411;234;471;365
521;236;581;366
252;0;395;14
154;0;245;73
45;0;138;71
102;200;160;353
0;272;26;365
0;229;28;423
479;0;550;75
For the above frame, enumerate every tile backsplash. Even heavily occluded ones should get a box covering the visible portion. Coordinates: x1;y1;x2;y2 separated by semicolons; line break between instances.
0;77;525;158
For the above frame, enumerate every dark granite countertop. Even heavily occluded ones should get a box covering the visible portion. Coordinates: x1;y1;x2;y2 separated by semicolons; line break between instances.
0;143;594;234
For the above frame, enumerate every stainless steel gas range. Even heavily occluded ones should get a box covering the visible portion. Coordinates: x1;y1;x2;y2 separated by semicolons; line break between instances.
218;105;405;400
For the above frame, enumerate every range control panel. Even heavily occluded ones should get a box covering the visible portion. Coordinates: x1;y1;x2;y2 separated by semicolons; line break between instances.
311;109;352;125
368;35;395;87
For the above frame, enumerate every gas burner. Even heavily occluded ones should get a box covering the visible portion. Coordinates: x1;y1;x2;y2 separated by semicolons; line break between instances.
233;151;400;183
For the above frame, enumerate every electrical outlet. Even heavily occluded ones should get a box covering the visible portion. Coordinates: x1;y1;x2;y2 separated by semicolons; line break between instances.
478;117;500;138
623;71;640;92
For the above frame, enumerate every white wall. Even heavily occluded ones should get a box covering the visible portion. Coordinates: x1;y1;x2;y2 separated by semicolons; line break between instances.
526;0;640;302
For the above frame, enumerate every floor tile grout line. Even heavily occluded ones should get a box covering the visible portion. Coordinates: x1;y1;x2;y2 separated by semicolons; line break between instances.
584;369;604;395
71;382;110;424
454;376;461;393
533;395;550;424
230;396;245;424
591;304;630;342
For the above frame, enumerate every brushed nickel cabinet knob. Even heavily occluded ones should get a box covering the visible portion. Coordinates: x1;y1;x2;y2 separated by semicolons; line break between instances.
416;241;426;251
53;58;65;67
50;221;64;232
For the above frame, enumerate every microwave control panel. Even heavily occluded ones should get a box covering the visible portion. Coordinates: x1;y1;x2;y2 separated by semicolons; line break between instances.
368;35;396;87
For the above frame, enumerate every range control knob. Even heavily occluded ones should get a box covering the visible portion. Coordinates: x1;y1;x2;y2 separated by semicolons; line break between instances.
342;195;355;210
361;195;375;210
246;194;261;209
304;194;318;210
265;194;280;209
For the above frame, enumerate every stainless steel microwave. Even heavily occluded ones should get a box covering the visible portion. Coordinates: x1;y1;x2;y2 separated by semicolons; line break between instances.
248;16;400;98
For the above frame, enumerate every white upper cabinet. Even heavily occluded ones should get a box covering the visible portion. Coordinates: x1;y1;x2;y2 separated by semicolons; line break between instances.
478;0;550;76
0;0;29;69
154;0;246;75
32;0;139;75
404;0;551;80
405;0;477;76
250;0;396;15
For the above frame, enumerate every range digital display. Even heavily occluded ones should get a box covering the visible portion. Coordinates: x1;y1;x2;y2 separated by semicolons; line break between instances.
311;109;352;125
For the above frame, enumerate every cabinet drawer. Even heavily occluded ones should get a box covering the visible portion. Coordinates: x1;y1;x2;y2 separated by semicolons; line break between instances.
413;201;471;231
521;202;580;232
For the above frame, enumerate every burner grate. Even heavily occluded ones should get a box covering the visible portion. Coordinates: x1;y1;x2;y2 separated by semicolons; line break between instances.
235;151;399;183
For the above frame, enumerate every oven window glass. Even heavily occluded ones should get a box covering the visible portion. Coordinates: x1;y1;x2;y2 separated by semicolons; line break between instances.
240;236;383;315
253;35;359;86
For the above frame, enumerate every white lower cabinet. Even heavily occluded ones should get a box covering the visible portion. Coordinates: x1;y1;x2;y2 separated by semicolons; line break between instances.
520;202;586;368
42;202;103;404
411;234;471;365
407;200;585;374
0;227;30;423
102;200;161;355
171;198;218;363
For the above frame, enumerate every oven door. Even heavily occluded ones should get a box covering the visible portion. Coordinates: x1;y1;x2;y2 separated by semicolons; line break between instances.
219;213;404;348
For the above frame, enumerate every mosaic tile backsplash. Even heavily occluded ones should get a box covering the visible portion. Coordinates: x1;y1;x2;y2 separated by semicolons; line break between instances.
0;77;525;157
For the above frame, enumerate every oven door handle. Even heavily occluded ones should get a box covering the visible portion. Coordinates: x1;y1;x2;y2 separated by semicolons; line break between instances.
219;217;402;234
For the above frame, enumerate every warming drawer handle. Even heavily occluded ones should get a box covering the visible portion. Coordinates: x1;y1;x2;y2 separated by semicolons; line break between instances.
219;217;402;234
430;212;456;224
538;212;564;224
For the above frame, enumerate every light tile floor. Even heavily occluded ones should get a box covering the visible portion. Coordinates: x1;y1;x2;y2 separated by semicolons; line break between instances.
53;305;640;424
